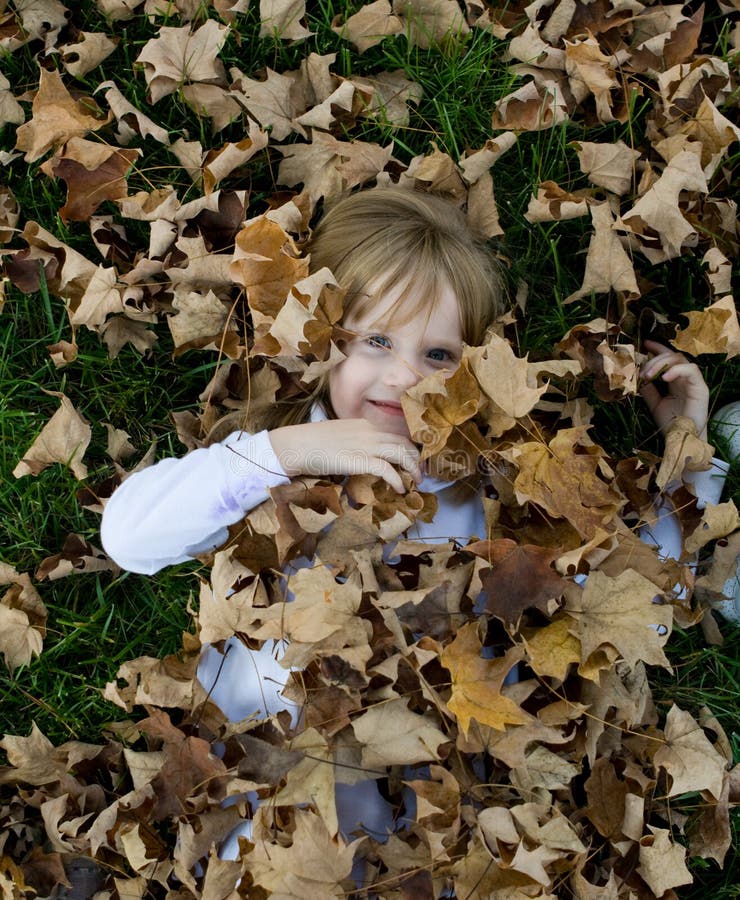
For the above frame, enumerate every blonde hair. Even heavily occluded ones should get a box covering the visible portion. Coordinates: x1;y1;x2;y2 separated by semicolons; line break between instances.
247;187;506;432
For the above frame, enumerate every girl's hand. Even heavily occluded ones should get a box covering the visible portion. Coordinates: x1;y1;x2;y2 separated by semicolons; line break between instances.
639;340;710;440
269;419;422;493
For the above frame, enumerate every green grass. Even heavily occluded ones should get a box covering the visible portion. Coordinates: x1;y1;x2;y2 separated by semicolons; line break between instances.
0;0;738;893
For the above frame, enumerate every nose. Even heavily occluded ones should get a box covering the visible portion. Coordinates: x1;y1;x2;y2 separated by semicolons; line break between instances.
380;352;420;390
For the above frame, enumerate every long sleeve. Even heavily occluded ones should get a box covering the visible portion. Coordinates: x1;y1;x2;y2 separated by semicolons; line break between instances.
101;429;290;575
639;457;730;561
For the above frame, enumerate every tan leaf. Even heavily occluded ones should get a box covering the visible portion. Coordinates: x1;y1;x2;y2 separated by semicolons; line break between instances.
673;296;740;358
565;202;640;302
230;66;304;140
567;568;672;669
441;622;529;734
637;826;693;896
685;501;740;554
99;316;158;358
60;30;119;77
259;0;313;41
68;264;124;330
332;0;403;52
96;79;171;145
0;72;25;127
656;415;714;490
13;392;90;480
202;124;269;194
0;573;47;672
392;0;469;50
352;69;423;128
493;79;570;132
565;38;619;122
15;69;110;163
0;184;20;243
654;705;727;799
465;333;546;437
352;697;450;767
618;150;708;261
246;809;359;895
168;288;236;355
136;20;229;104
570;139;641;194
525;180;591;222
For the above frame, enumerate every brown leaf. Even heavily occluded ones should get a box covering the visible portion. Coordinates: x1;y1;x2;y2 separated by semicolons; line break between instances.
441;623;529;734
15;69;110;163
506;427;625;539
13;391;91;480
36;533;120;581
468;539;566;625
40;138;138;222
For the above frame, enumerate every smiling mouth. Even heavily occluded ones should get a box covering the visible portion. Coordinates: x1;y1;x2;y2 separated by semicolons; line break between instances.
369;400;405;416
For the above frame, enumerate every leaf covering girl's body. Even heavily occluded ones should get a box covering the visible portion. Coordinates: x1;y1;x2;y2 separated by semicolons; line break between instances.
101;187;728;864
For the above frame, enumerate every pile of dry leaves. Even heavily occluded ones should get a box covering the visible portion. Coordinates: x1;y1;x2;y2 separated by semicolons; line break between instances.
1;0;739;897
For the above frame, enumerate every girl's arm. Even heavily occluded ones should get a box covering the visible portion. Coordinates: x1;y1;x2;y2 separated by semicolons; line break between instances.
638;342;728;558
101;429;291;575
102;419;421;575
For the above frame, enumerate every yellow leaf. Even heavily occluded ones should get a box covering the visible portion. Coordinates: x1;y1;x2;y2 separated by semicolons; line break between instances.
441;622;529;735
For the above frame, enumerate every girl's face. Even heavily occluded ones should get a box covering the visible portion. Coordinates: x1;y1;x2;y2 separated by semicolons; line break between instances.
328;277;463;437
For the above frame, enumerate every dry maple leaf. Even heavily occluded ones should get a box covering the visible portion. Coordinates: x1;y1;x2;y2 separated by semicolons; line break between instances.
567;568;672;669
259;0;313;41
136;21;230;104
467;539;566;626
673;295;740;359
15;69;110;163
618;149;708;262
13;391;91;480
393;0;469;50
570;139;641;195
637;826;693;896
40;138;139;223
245;808;359;895
505;427;625;539
332;0;403;53
441;622;529;734
0;572;47;673
653;704;728;800
60;30;119;77
352;697;450;767
565;201;640;303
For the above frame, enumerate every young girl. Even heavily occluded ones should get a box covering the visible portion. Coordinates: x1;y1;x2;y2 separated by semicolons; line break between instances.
101;187;727;862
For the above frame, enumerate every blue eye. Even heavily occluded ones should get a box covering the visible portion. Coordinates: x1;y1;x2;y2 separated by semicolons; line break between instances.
366;335;391;349
427;348;452;363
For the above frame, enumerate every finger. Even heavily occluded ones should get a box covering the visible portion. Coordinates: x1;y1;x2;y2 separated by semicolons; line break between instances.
376;441;421;483
658;362;707;385
639;381;661;413
365;458;405;493
641;353;689;381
